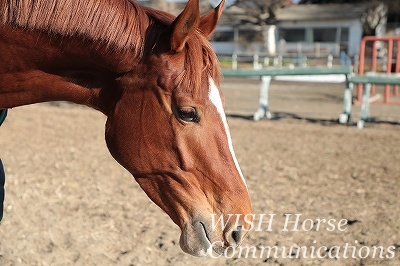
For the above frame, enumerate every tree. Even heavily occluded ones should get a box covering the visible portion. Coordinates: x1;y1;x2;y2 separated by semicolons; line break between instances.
142;0;228;15
298;0;399;35
298;0;400;23
225;0;292;26
140;0;293;24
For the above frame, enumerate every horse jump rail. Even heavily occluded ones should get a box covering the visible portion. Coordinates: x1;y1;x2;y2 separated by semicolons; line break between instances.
222;66;353;122
349;74;400;128
222;67;400;128
222;66;352;77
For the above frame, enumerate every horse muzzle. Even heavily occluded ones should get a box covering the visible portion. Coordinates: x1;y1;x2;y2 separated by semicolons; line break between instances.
179;214;250;257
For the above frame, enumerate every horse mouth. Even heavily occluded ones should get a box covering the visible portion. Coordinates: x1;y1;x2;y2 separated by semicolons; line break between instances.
198;221;213;256
179;219;227;257
179;220;212;256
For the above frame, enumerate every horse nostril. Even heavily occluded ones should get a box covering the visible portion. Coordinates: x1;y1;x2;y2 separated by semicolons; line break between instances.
229;226;243;246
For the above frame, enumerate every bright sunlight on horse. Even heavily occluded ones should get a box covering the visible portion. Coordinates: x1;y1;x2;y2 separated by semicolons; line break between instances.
0;0;252;256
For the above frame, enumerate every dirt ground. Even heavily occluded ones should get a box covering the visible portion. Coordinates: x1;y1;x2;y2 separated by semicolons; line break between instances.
0;77;399;266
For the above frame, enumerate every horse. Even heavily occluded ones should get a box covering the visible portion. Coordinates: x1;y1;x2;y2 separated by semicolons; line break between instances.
0;0;252;257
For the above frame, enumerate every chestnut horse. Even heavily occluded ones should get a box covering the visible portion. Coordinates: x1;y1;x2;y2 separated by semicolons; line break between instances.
0;0;252;256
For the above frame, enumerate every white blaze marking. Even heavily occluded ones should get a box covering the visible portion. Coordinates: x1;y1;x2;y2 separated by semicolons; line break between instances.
208;78;247;189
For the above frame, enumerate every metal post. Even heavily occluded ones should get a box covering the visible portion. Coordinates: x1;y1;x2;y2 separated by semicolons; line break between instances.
357;39;367;103
394;40;400;96
278;55;283;67
296;52;302;66
253;54;260;70
232;53;237;70
384;39;394;103
339;75;353;124
327;54;333;68
371;40;378;96
302;55;307;67
358;83;371;129
264;57;270;67
254;76;272;121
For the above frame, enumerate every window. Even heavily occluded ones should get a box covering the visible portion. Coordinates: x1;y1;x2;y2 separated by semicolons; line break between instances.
339;27;349;52
313;28;337;42
340;27;349;43
279;28;306;42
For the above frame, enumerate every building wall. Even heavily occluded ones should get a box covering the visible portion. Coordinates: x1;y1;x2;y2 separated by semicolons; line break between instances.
276;19;363;56
211;19;363;57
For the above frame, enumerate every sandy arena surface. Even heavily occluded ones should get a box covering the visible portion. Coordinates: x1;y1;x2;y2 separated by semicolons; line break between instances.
0;77;399;265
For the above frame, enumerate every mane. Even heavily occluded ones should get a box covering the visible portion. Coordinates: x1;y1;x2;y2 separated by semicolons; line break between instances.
0;0;147;53
181;34;222;96
0;0;221;93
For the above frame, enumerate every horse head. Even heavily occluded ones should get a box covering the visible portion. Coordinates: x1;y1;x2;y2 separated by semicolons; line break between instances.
104;0;252;256
0;0;252;257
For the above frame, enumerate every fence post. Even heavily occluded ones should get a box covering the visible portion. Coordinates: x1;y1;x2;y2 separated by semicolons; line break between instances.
264;57;270;67
358;83;371;129
253;54;261;69
254;76;272;121
327;54;333;68
339;75;353;124
273;57;278;67
296;52;302;66
354;54;359;74
340;51;345;66
232;53;237;70
302;55;307;67
273;56;283;67
278;55;283;67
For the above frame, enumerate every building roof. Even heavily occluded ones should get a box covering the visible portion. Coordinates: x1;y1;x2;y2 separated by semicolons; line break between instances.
275;2;382;22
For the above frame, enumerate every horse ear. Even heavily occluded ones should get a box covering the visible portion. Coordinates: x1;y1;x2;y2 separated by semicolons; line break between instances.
199;0;225;39
170;0;200;53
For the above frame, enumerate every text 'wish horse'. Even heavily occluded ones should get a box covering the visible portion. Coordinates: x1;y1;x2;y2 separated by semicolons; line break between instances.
0;0;252;256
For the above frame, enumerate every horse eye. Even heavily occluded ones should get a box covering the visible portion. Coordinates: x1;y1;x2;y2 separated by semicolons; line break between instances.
178;107;200;123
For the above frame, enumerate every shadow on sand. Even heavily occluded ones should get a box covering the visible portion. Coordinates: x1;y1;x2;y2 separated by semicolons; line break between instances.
227;112;400;127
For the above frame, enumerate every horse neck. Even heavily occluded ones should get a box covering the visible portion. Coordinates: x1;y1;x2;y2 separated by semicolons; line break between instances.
0;3;152;113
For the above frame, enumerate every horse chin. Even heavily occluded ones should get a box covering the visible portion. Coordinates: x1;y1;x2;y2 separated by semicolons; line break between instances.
179;219;224;257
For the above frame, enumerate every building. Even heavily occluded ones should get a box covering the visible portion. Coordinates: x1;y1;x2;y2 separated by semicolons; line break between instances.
274;2;387;57
211;2;388;58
